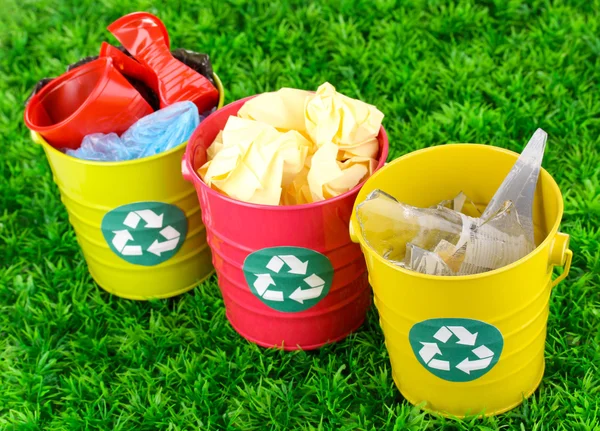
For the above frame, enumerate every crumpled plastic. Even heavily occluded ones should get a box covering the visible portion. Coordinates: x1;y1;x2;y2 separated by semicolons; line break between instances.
171;49;216;87
480;128;547;244
200;83;384;205
356;190;535;276
355;128;547;276
66;101;200;161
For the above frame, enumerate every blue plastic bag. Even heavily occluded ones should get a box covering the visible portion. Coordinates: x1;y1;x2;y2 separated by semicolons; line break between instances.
67;101;201;161
67;133;135;161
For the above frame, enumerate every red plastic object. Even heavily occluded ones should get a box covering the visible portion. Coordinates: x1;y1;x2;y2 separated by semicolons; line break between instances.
99;42;159;92
182;97;389;350
24;57;153;150
108;12;219;113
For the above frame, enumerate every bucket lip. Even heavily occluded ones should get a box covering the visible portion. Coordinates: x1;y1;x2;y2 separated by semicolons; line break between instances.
184;94;390;211
29;72;225;167
24;57;114;132
351;143;565;281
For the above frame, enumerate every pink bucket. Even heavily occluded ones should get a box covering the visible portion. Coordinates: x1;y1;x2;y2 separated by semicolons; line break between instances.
182;96;389;350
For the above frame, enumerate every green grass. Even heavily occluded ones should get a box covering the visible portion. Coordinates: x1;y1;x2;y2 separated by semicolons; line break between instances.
1;0;599;429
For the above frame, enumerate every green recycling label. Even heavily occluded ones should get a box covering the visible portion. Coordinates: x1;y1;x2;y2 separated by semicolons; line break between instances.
101;202;187;266
243;246;334;313
409;318;504;382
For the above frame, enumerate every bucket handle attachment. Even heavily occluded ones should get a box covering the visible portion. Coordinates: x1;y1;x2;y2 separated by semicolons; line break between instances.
549;232;572;288
550;232;572;288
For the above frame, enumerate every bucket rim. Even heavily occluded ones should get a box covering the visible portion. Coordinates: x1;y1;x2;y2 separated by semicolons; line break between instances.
184;95;390;211
350;143;564;281
28;72;225;167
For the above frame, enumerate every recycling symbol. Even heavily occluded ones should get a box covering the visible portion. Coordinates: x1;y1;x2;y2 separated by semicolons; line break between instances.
101;202;188;266
243;246;334;313
409;318;504;382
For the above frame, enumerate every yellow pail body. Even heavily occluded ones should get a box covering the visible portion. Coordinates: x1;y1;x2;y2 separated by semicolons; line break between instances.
350;144;572;417
31;74;225;300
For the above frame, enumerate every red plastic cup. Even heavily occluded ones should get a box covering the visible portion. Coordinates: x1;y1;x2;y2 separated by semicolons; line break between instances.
24;57;153;150
182;96;389;350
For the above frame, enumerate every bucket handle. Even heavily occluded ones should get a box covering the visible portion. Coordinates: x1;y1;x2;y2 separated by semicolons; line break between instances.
549;232;572;288
551;249;573;288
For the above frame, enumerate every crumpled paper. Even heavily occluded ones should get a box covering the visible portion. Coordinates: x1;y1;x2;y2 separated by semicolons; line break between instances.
305;82;383;149
238;88;312;135
199;82;384;205
199;116;312;205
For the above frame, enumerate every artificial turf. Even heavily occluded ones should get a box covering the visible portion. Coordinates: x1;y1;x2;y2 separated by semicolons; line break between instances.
1;0;599;429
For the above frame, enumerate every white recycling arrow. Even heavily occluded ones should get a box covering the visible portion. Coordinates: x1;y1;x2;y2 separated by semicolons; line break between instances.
419;342;442;363
418;342;450;371
122;245;142;256
253;273;275;296
456;344;495;374
289;286;323;303
136;210;163;228
472;344;494;359
263;290;284;301
112;229;132;251
148;226;181;256
456;356;493;374
266;256;285;273
433;326;453;343
429;359;450;371
279;255;308;275
417;327;497;375
289;274;325;304
123;210;164;229
447;326;478;346
112;230;143;256
123;212;141;229
252;273;284;302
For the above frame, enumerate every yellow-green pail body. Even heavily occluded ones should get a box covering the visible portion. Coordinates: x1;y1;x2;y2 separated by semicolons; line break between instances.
350;144;572;417
31;74;225;300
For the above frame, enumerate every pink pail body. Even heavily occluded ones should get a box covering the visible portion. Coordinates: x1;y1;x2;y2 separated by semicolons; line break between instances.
182;96;389;350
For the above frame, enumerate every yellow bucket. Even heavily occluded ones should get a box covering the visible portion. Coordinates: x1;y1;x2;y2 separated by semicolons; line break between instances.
350;144;572;417
30;74;225;300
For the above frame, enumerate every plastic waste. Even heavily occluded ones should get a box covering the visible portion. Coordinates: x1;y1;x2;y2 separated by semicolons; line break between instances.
24;57;153;150
355;129;547;276
66;101;200;161
436;191;481;216
24;46;217;114
171;48;216;87
356;190;535;276
481;128;547;244
107;12;219;113
67;133;132;162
